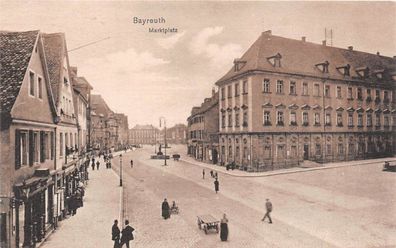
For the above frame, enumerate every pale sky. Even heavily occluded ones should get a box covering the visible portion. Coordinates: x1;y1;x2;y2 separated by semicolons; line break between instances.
1;1;395;128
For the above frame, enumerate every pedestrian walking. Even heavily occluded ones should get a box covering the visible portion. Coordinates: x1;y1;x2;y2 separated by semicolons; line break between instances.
91;158;95;170
96;160;100;170
120;220;135;248
210;170;213;178
130;159;133;168
112;219;120;248
261;198;273;224
202;169;205;179
220;213;229;241
215;172;218;179
161;198;170;219
214;179;219;194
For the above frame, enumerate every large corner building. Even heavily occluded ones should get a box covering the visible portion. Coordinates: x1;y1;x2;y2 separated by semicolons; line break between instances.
215;31;396;172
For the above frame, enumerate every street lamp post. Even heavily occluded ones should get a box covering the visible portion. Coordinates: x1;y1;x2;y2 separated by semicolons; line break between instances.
119;154;123;186
159;117;167;166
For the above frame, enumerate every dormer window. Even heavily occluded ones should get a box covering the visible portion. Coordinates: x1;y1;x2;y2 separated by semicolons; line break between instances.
374;69;384;79
336;64;350;76
356;67;369;78
315;61;329;73
267;53;282;67
64;77;69;85
233;59;247;72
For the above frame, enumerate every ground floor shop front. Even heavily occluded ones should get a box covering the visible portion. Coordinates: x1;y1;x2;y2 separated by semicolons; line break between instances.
219;131;395;172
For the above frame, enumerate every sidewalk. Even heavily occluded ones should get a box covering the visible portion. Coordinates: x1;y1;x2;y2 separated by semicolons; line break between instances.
181;155;395;178
40;157;122;248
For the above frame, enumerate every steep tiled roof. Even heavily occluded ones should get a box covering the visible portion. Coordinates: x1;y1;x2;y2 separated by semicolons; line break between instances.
216;32;396;85
0;30;39;113
188;92;219;118
42;33;65;105
91;94;113;117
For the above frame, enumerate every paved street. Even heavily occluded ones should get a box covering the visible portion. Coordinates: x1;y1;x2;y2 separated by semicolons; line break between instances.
110;146;396;248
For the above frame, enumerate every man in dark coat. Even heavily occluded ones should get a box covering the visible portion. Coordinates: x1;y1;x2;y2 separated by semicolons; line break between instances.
120;220;135;248
161;198;170;219
261;198;273;224
112;219;120;248
91;158;95;170
214;179;219;194
96;160;100;170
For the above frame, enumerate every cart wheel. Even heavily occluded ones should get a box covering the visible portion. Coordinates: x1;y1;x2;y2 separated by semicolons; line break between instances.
216;224;219;233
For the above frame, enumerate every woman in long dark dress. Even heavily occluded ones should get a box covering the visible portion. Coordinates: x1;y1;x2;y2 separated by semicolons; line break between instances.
161;198;170;219
220;213;228;241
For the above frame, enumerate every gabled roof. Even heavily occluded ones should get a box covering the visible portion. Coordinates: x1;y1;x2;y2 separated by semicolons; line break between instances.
42;33;67;106
0;30;39;114
216;31;396;85
91;94;113;118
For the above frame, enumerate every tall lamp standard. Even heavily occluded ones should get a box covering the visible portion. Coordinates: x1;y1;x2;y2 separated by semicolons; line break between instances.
119;154;123;186
159;117;167;166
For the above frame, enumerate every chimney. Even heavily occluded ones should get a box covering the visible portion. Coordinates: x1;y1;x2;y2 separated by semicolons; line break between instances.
322;40;326;46
348;46;353;51
301;36;306;42
263;30;272;36
376;51;380;55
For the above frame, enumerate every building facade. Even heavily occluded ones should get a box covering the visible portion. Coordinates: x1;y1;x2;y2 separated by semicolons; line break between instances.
166;124;187;144
215;31;396;172
129;124;159;145
187;91;219;164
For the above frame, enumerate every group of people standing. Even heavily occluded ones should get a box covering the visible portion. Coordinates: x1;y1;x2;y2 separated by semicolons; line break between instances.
112;219;135;248
202;169;220;194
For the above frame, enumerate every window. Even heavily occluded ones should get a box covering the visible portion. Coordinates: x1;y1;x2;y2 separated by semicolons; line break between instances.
290;81;296;95
384;115;390;126
277;111;284;125
290;112;297;125
348;113;354;127
228;113;232;127
325;113;331;125
337;113;343;126
336;86;342;98
314;113;320;125
302;82;308;95
263;111;271;125
263;79;270;93
302;112;309;125
366;89;372;101
326;144;332;155
228;146;232;157
348;143;355;155
375;114;381;126
64;77;68;85
324;85;330;97
277;145;285;158
243;147;248;159
33;132;39;163
357;88;363;100
19;131;29;166
38;77;43;99
357;114;363;127
29;71;35;96
243;111;248;127
384;91;389;102
276;80;283;94
314;84;320;96
221;88;225;100
235;112;240;127
375;90;380;101
60;133;64;156
234;83;239;96
347;87;353;99
367;114;372;127
338;143;344;155
227;85;232;98
221;114;225;128
242;80;248;94
315;144;321;156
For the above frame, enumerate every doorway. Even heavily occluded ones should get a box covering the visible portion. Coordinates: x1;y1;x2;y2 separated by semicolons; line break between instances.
303;144;309;160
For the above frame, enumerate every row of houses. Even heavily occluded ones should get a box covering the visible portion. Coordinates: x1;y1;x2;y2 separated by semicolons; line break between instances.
90;95;129;152
0;30;127;248
187;31;396;171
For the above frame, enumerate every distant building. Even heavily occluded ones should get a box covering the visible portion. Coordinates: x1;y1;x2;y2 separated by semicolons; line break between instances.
129;124;159;145
114;113;129;147
187;90;219;164
166;124;187;144
90;94;114;150
215;30;396;172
